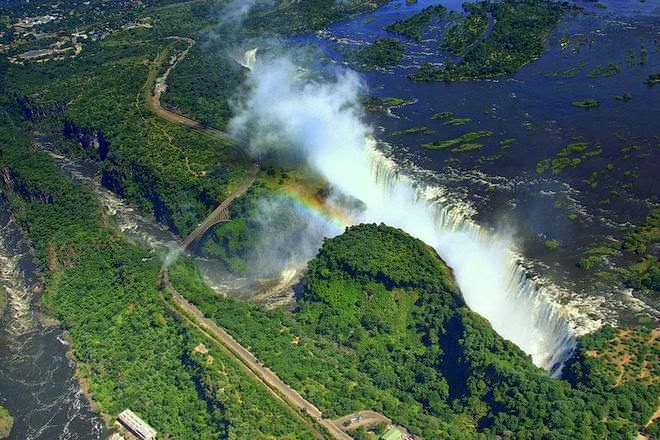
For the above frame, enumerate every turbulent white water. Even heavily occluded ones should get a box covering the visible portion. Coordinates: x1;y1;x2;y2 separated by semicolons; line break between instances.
0;216;36;335
231;56;577;373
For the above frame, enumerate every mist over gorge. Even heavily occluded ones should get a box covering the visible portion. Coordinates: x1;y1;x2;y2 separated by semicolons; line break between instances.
229;54;576;372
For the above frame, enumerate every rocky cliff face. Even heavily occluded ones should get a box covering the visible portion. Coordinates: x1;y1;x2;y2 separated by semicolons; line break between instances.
1;167;53;204
63;120;109;160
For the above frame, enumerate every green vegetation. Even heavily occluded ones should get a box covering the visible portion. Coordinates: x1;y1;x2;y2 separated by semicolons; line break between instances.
565;325;659;436
431;111;453;120
385;5;447;41
0;98;315;439
572;99;600;108
0;285;7;318
615;92;633;102
577;208;660;292
450;142;483;153
411;0;577;81
445;117;472;126
160;43;245;130
544;239;560;250
587;63;621;78
391;126;434;136
499;137;516;148
536;142;603;175
363;96;407;111
546;63;586;78
0;405;12;439
620;208;660;291
646;73;660;86
173;223;659;439
442;12;488;55
346;38;405;70
243;0;390;35
422;130;492;150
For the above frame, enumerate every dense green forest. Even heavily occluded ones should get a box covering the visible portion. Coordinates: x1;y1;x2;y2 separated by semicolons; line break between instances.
2;0;391;276
346;38;406;70
0;97;317;439
385;5;447;41
442;11;489;56
170;223;659;439
412;0;579;81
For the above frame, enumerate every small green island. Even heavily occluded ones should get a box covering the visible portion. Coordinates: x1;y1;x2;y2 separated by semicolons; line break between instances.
423;130;493;151
587;63;621;78
346;38;405;70
411;0;580;81
363;96;408;111
385;5;447;41
572;99;600;109
536;142;602;174
647;73;660;86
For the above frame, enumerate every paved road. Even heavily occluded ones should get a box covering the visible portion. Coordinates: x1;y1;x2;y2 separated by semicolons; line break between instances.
146;38;236;144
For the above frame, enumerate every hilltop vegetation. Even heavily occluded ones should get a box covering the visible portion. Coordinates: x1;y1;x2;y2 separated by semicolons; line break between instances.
171;223;659;439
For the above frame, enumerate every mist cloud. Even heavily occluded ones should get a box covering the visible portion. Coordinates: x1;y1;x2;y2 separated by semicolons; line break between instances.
229;54;575;372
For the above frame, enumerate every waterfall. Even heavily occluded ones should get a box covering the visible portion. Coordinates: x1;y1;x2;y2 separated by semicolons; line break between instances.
229;54;578;373
363;144;576;374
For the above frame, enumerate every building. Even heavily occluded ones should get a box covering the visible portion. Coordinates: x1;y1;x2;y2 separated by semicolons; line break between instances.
381;427;404;440
117;409;157;440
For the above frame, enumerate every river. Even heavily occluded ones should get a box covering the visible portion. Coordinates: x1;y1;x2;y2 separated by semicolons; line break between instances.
0;197;105;440
291;0;659;329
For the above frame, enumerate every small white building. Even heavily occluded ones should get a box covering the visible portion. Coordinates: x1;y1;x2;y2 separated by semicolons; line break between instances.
117;409;157;440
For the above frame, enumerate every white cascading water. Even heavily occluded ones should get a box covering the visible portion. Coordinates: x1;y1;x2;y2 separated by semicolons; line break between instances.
0;216;35;335
230;56;577;373
366;145;576;373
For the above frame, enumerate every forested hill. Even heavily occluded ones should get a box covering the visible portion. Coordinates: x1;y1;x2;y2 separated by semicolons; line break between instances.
295;224;659;438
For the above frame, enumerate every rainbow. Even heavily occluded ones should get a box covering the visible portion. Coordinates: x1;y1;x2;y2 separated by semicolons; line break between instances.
278;182;354;230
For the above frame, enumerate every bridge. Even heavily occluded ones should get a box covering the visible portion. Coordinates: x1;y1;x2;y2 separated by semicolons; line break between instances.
150;38;393;440
180;164;258;250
